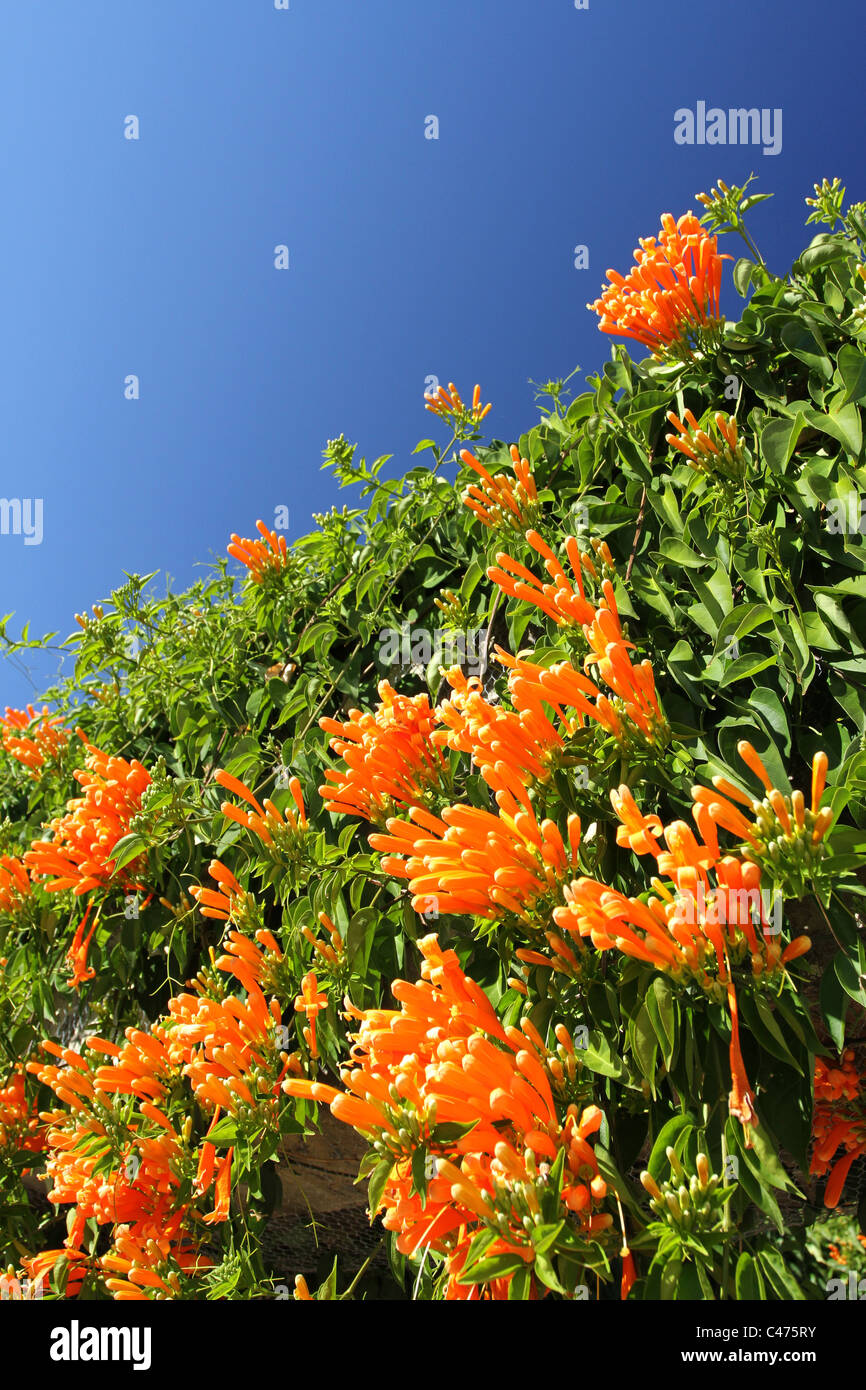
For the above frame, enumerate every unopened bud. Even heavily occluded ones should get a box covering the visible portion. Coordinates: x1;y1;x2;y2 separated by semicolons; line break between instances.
640;1171;662;1201
666;1145;685;1180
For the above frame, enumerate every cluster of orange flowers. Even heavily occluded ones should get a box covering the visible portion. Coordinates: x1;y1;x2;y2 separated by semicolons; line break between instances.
503;642;665;752
168;929;287;1118
488;534;667;749
432;629;664;811
460;445;539;533
587;212;730;357
318;539;666;858
24;735;151;895
320;681;448;824
0;704;68;774
215;766;308;854
24;1034;196;1298
0;855;31;915
488;530;613;632
300;910;345;969
227;520;290;584
433;665;563;792
692;745;833;898
425;381;492;426
554;767;813;1133
370;797;581;924
327;666;814;1139
0;1065;46;1156
307;523;833;1149
189;857;249;922
666;409;745;482
21;921;290;1299
811;1052;866;1209
284;934;619;1299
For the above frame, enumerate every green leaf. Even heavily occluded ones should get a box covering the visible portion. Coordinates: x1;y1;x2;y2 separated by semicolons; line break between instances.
367;1157;393;1219
530;1220;565;1256
796;401;862;456
507;1266;533;1300
717;651;777;688
836;344;866;405
712;603;774;657
631;1002;659;1087
834;950;866;1007
735;1252;765;1300
650;540;707;570
410;1145;428;1199
820;960;850;1051
733;258;757;297
459;1251;530;1283
645;975;677;1067
532;1249;567;1295
797;235;854;272
761;414;806;474
577;1031;626;1079
748;1119;799;1195
206;1117;239;1146
660;1256;683;1300
109;833;148;872
780;321;832;380
756;1247;805;1300
648;1115;695;1182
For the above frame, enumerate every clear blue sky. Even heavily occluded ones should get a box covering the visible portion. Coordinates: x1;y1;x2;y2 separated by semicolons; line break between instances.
0;0;862;705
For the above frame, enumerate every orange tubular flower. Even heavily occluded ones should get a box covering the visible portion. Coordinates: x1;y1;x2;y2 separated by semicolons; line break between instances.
460;446;539;534
24;735;151;895
202;1148;233;1225
587;212;731;359
227;520;289;584
319;680;448;825
67;905;99;990
283;935;613;1298
811;1053;866;1208
725;978;756;1133
295;971;328;1057
370;795;582;923
22;1247;91;1298
0;855;31;914
1;704;68;774
621;1248;637;1300
611;785;664;859
425;380;492;425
